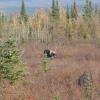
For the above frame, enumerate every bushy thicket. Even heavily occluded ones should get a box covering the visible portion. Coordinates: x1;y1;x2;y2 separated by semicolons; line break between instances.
0;38;26;83
78;72;93;100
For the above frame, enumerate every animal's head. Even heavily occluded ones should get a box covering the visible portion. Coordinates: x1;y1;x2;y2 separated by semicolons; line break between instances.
50;51;57;58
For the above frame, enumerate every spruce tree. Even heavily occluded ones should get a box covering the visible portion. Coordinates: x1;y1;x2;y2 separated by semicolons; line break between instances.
20;0;28;22
94;4;98;15
55;0;59;18
71;0;78;19
66;5;70;19
0;38;26;83
83;0;93;21
51;0;56;17
51;0;59;19
49;0;60;41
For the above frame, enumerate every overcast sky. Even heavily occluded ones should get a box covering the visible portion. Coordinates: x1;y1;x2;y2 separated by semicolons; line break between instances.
0;0;99;8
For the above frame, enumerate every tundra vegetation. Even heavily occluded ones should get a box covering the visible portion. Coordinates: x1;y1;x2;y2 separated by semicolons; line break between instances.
0;0;100;100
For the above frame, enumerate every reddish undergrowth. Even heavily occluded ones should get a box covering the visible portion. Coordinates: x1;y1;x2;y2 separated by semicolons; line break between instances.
0;41;100;100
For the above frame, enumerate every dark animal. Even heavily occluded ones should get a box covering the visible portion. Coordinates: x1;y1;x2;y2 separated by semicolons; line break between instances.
44;49;56;58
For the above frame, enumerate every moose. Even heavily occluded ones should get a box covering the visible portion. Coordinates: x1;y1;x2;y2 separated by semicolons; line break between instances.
44;47;57;58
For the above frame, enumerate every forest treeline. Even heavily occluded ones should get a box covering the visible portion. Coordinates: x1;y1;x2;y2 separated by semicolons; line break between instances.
0;0;100;44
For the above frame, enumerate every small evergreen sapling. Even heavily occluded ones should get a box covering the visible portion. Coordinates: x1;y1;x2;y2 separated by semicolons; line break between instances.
0;38;26;83
42;53;50;73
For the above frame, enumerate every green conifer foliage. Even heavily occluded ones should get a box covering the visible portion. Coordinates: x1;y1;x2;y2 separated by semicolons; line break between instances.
20;0;28;22
51;0;60;19
71;0;78;19
0;38;26;83
83;0;93;21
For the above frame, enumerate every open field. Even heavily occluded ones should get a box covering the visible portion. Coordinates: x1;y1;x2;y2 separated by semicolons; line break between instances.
0;41;100;100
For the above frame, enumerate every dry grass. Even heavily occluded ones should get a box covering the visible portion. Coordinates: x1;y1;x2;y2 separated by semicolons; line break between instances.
0;41;100;100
